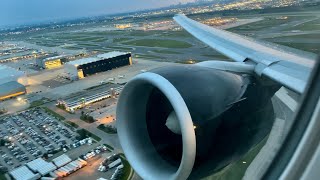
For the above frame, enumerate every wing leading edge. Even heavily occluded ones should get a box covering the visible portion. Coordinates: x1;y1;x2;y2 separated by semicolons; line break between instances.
173;14;315;94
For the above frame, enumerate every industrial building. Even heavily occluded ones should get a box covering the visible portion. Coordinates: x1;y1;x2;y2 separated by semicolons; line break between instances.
9;154;87;180
0;81;26;101
52;154;72;168
58;86;123;112
36;55;68;69
64;51;132;80
0;64;27;101
26;158;57;176
9;166;41;180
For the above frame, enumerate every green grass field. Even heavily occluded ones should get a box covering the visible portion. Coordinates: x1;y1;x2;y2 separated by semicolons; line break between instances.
92;49;112;53
263;33;320;54
65;121;79;128
273;33;320;39
119;154;133;180
64;46;83;50
229;16;313;32
203;136;267;180
29;98;50;108
113;38;133;43
76;129;101;142
285;18;320;31
42;107;66;120
0;173;6;180
106;46;133;51
78;43;99;47
152;49;181;54
270;42;319;54
74;36;107;42
202;54;231;60
97;124;117;134
129;30;156;36
104;144;114;151
123;39;192;48
159;30;193;38
134;53;162;60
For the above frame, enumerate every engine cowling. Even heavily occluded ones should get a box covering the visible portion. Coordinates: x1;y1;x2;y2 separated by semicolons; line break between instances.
117;65;278;180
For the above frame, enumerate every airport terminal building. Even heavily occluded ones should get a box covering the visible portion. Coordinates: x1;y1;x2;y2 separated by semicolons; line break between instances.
64;51;132;80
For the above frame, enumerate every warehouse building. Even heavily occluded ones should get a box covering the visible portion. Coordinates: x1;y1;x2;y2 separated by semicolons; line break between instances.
0;81;26;101
9;166;41;180
26;158;57;176
0;64;27;101
64;51;132;80
52;154;72;168
36;55;68;69
9;154;87;180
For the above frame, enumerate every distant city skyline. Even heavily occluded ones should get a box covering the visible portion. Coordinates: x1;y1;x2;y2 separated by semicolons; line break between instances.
0;0;200;28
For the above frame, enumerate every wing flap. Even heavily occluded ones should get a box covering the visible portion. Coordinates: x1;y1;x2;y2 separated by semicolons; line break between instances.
262;62;310;94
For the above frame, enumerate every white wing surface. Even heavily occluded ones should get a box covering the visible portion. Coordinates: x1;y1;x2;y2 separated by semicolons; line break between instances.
174;14;316;94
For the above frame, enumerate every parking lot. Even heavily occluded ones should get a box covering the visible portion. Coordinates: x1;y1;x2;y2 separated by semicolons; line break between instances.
0;107;78;170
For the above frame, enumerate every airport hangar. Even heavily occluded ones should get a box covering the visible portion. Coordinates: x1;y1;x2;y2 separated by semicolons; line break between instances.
0;64;27;101
64;51;132;80
36;55;69;69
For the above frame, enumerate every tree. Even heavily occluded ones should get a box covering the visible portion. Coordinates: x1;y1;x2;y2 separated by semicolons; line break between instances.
0;139;5;146
0;139;9;146
88;116;94;122
77;129;88;139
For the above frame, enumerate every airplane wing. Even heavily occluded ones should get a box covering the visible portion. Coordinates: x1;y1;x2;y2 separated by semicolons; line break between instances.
173;14;316;94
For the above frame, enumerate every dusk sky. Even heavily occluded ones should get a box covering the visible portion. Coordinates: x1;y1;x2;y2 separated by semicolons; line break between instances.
0;0;197;28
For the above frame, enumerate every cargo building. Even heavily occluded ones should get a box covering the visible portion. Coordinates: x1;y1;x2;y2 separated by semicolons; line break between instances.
0;64;27;101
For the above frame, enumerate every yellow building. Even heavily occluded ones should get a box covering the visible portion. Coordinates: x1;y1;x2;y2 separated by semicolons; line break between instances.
37;55;67;69
44;59;62;69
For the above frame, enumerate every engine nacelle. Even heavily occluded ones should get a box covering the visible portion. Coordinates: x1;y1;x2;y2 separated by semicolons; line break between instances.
117;65;278;180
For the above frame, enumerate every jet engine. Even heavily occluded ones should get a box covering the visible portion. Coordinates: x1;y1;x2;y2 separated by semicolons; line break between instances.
117;64;279;180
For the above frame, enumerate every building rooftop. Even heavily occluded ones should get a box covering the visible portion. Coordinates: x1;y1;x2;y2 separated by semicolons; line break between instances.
96;51;128;59
26;158;57;176
67;57;100;66
0;81;25;97
44;55;69;62
52;154;72;168
0;50;34;61
9;166;41;180
67;51;129;66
